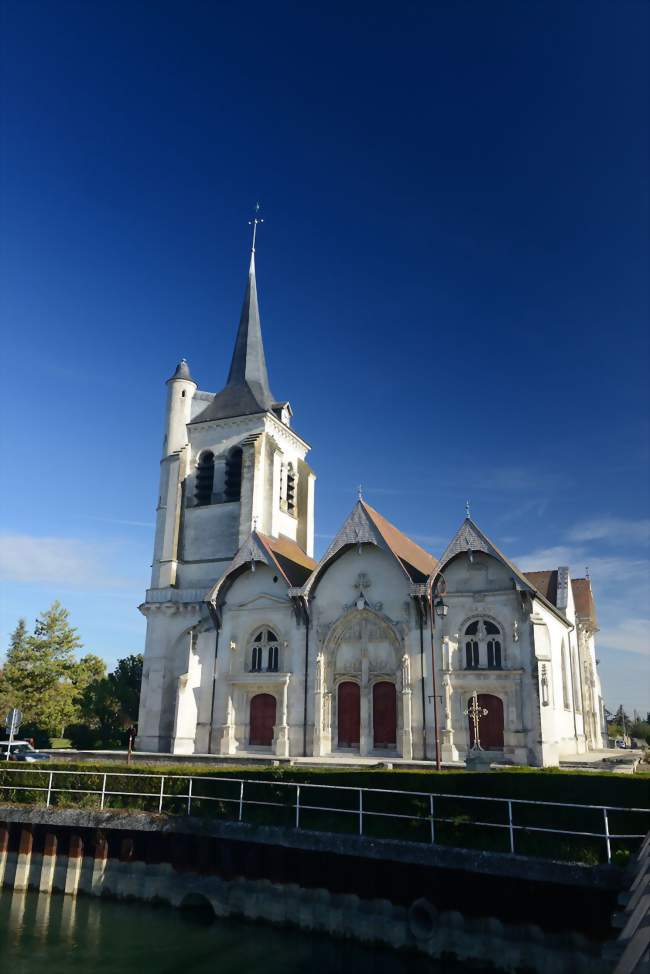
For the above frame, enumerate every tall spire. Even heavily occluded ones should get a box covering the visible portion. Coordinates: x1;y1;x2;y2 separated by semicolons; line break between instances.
192;207;276;423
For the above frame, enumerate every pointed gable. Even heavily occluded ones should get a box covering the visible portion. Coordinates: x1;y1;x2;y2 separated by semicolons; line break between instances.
192;252;276;423
205;530;317;608
572;577;598;628
305;500;437;594
436;517;569;622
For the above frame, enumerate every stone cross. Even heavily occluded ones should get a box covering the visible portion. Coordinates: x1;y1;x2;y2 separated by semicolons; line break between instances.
464;691;488;751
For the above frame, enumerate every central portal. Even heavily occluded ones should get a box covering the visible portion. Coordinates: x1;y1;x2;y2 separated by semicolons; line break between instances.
337;682;360;747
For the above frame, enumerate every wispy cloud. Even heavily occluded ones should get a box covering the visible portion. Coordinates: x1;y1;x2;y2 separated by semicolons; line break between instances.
597;619;649;657
82;515;155;529
0;534;136;589
567;518;650;546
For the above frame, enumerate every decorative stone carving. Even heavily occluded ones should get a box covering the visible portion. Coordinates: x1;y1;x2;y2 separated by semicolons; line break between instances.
315;652;324;693
401;653;411;692
512;619;519;642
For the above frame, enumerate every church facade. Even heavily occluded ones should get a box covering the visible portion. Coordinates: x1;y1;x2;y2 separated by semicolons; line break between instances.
136;244;605;767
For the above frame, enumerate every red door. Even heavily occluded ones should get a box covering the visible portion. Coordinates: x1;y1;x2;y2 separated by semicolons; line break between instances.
337;682;360;748
468;693;504;749
249;693;276;746
373;682;397;748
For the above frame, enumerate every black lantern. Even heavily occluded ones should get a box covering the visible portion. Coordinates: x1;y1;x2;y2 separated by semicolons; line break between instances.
434;598;448;618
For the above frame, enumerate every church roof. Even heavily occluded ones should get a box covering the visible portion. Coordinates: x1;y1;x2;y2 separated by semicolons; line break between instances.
524;570;558;604
257;532;318;587
204;529;317;608
191;252;276;424
571;577;598;627
304;499;437;593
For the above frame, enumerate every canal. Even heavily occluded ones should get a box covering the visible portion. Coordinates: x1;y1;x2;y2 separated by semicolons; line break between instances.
0;889;498;973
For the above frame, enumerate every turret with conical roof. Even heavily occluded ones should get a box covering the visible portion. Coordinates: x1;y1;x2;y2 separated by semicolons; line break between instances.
163;358;197;456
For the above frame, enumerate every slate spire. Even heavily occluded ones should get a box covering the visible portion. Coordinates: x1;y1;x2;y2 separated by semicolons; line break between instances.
191;246;276;423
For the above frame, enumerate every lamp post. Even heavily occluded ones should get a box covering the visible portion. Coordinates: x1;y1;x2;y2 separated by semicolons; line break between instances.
427;573;448;772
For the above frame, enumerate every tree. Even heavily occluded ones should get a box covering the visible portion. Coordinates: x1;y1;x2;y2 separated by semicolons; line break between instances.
1;603;85;737
77;654;143;746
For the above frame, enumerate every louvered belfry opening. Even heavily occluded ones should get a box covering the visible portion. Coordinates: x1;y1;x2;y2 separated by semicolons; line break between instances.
286;463;296;514
194;451;214;506
224;447;243;501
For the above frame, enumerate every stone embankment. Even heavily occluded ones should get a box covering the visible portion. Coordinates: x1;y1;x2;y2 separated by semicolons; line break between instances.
0;805;632;973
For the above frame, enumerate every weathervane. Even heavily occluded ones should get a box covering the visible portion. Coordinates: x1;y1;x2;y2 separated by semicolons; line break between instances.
464;691;488;751
249;201;263;253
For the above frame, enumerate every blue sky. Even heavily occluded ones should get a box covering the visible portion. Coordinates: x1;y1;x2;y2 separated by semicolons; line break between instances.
1;1;648;715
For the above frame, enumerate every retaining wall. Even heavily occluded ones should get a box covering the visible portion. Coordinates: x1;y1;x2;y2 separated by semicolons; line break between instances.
0;806;627;973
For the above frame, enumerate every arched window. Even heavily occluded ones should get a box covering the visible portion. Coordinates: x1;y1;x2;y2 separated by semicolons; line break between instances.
224;447;242;502
561;640;571;709
463;619;503;670
194;451;214;506
250;629;280;673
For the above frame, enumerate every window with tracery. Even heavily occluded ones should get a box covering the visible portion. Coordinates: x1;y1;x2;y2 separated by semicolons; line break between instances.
250;629;280;673
463;619;502;670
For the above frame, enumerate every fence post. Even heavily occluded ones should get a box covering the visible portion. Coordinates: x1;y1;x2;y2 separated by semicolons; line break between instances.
603;807;611;864
507;800;515;854
100;773;107;810
158;776;166;813
429;794;435;844
238;780;244;822
295;784;301;829
358;789;363;836
46;771;53;808
187;777;193;816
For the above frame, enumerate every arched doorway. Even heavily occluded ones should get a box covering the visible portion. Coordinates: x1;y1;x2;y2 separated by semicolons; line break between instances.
249;693;276;746
468;693;504;750
337;682;360;748
373;682;397;748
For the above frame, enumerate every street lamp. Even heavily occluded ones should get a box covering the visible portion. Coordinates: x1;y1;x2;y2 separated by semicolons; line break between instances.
426;573;449;772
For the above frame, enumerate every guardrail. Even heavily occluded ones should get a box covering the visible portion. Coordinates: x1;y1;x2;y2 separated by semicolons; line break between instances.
0;767;647;864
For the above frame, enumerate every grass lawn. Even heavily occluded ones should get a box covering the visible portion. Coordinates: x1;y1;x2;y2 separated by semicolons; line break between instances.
1;761;648;867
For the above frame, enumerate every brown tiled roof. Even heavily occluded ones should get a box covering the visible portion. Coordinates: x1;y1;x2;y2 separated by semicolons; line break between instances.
362;502;438;582
524;571;558;605
571;577;597;626
257;532;317;587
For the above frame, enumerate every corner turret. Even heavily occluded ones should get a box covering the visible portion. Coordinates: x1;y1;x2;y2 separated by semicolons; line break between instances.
163;358;197;456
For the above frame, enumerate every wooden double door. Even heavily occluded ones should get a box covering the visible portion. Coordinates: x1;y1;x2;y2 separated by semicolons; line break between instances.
468;693;504;749
337;681;397;749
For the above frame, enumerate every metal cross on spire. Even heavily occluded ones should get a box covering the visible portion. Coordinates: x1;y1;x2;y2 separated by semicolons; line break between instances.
465;499;471;519
249;201;264;254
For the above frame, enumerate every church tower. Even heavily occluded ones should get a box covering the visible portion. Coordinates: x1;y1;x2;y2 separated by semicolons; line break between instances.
137;227;315;752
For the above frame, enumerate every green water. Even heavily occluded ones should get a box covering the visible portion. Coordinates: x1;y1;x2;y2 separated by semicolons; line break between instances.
0;890;470;974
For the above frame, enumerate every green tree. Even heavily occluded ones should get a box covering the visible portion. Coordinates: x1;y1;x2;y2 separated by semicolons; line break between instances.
77;654;143;746
1;603;84;737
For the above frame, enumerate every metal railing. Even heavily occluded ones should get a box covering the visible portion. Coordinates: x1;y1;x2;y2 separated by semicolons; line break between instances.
0;767;647;864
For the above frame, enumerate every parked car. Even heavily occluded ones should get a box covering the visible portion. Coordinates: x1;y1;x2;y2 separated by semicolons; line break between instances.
0;741;51;762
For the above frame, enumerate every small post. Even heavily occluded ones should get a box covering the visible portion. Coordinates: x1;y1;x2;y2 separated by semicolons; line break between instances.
358;789;363;836
507;800;515;854
295;784;301;829
238;780;244;822
603;807;611;864
46;771;53;807
429;794;435;844
158;776;165;814
100;773;107;810
187;777;193;816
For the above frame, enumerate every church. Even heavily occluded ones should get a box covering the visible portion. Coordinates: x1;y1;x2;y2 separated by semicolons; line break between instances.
136;231;605;767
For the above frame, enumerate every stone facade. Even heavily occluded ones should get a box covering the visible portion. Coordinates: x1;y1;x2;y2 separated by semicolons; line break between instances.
136;247;605;766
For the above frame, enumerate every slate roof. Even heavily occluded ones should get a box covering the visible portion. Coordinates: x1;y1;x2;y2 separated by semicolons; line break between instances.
362;502;438;581
192;252;276;424
168;358;195;383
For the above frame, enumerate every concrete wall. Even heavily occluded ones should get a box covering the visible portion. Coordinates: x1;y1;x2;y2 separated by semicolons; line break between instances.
0;809;622;974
